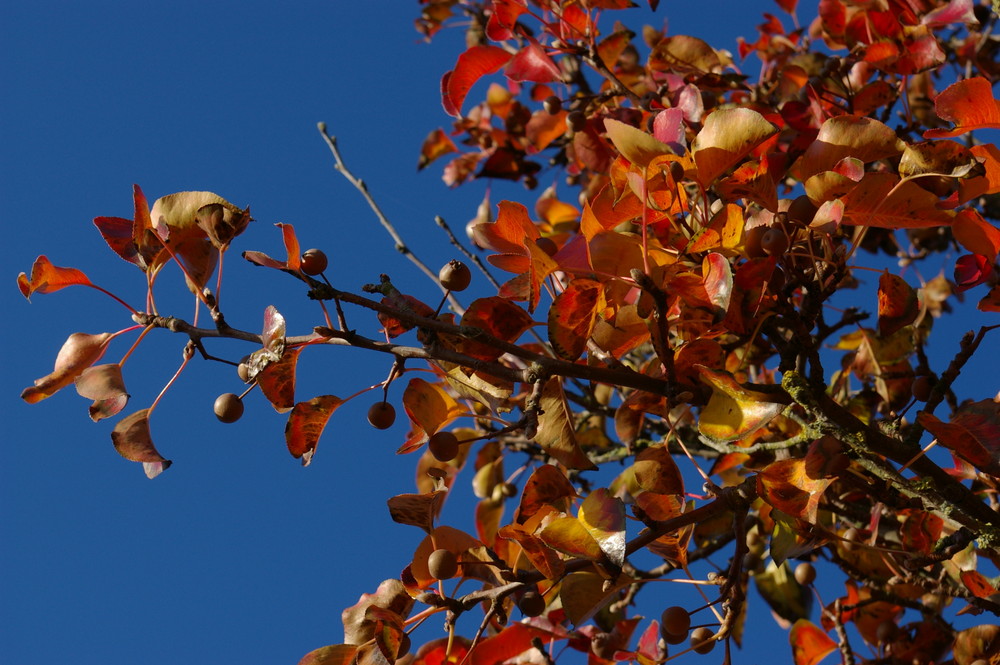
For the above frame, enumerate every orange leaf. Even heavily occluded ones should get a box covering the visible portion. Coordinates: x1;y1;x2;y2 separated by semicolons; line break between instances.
110;409;172;479
298;644;359;665
258;347;302;414
960;570;999;598
841;172;954;228
539;516;603;560
877;272;919;337
633;444;685;495
417;128;458;170
789;620;837;665
924;77;1000;139
548;279;604;360
515;464;576;524
387;491;447;534
692;108;778;186
21;332;113;404
953;209;1000;262
17;255;93;300
458;297;535;360
757;458;834;522
468;623;555;665
498;523;566;579
796;116;905;180
442;45;511;117
401;377;463;444
285;395;343;465
604;118;672;169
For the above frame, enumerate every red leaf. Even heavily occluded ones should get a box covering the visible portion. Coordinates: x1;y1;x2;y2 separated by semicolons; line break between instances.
924;77;1000;139
757;458;834;522
285;395;344;465
458;297;535;361
953;209;1000;262
468;624;554;665
417;128;458;170
548;279;604;360
441;46;511;117
789;620;836;665
258;347;302;413
378;294;435;338
506;38;561;83
486;0;529;41
17;255;93;300
961;570;999;599
918;400;1000;476
954;253;993;292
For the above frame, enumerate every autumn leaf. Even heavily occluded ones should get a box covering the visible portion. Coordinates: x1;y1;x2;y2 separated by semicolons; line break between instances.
697;366;786;442
548;279;604;361
378;294;436;338
400;377;463;452
953;209;1000;261
457;297;535;360
285;395;344;465
298;644;359;665
840;172;955;228
21;332;113;404
757;458;835;522
75;363;129;421
498;523;566;579
243;222;302;271
691;108;778;186
540;516;604;560
952;625;1000;665
796;116;905;180
17;255;93;300
633;444;685;496
877;272;919;337
468;623;556;665
755;561;812;627
924;77;1000;139
917;400;1000;476
417;128;458;170
954;253;994;291
604;118;673;169
789;620;836;665
258;347;302;413
534;378;598;470
441;45;511;117
506;38;561;83
577;488;626;567
387;491;447;534
515;464;577;524
110;409;172;479
341;579;414;646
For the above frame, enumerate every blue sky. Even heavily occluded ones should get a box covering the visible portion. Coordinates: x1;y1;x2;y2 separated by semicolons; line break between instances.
3;2;997;664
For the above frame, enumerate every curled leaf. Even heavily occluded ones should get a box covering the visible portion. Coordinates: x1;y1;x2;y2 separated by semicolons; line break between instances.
924;77;1000;139
17;255;93;300
789;620;837;665
604;118;672;169
441;46;511;117
692;108;778;186
75;363;129;421
697;366;786;442
578;488;626;567
110;409;171;478
21;332;113;404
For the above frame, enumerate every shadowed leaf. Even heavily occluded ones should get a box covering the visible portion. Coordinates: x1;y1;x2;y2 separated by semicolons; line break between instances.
877;272;919;337
578;488;626;567
535;378;598;470
110;409;171;478
918;400;1000;476
21;332;113;404
285;395;344;465
548;279;604;361
75;363;129;421
298;644;359;665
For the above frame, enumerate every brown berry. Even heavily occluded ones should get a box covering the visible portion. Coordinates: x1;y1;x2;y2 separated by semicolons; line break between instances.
660;606;691;639
590;632;617;660
428;431;459;462
543;95;562;115
518;589;546;617
428;548;459;579
367;401;396;430
761;227;789;256
794;562;817;586
214;393;244;423
439;260;472;292
842;527;861;551
912;375;934;402
567;110;586;132
875;620;898;644
300;248;328;275
743;225;768;258
690;627;715;655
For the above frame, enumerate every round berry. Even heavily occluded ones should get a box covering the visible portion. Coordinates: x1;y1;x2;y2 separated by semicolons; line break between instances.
660;606;691;639
518;589;546;617
761;227;789;256
794;562;817;586
300;248;328;276
439;260;472;292
214;393;244;423
912;375;934;402
690;627;715;654
428;431;459;462
567;110;586;133
367;401;396;430
427;548;459;579
543;95;562;115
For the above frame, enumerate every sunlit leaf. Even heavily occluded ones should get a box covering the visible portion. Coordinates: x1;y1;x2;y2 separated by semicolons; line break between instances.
418;128;459;170
877;272;919;337
506;38;561;83
486;0;529;41
468;623;555;665
702;252;733;318
757;458;834;522
604;118;672;169
953;625;1000;665
17;255;93;300
960;570;999;598
841;172;954;228
953;209;1000;262
341;579;414;646
458;297;535;360
74;363;129;421
559;570;629;626
110;409;171;478
789;620;836;665
548;279;604;361
402;377;463;445
194;201;252;251
796;116;905;179
577;488;626;567
285;394;343;465
697;366;786;442
21;332;113;404
442;45;511;117
924;77;1000;139
691;108;778;186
